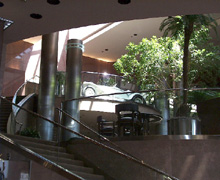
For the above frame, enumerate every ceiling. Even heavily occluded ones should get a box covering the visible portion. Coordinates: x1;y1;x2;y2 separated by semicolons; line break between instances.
1;0;220;62
82;17;166;62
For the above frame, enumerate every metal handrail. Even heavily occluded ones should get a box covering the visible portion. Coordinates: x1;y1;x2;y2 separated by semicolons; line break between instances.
10;75;39;134
12;75;39;106
64;87;220;102
0;133;84;180
57;107;140;159
0;96;179;180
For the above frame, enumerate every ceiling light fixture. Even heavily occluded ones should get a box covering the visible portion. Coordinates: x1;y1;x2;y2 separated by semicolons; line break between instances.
47;0;60;5
118;0;131;4
0;2;4;7
30;13;43;19
0;17;14;30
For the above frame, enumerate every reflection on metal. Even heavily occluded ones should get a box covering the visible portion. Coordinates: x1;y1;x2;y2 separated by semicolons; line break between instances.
66;42;84;52
7;93;36;134
62;39;83;140
7;75;40;134
168;117;201;135
37;32;58;141
155;93;170;135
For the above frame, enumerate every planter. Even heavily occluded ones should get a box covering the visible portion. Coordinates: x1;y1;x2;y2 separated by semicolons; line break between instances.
168;117;201;135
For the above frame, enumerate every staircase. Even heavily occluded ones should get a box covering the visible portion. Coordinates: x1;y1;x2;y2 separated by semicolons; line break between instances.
0;97;13;133
6;134;105;180
0;95;35;133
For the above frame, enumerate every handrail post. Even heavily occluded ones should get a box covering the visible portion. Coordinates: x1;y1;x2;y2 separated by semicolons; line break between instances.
10;108;16;135
57;102;63;143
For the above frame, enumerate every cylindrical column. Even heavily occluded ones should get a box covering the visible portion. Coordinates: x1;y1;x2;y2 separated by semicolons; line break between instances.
154;93;169;135
37;32;58;141
62;39;83;141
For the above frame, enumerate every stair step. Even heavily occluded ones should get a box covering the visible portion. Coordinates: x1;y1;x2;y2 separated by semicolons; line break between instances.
42;155;83;166
0;123;6;126
28;147;75;159
0;120;7;123
0;114;10;117
41;154;83;166
0;103;11;105
0;107;12;109
72;171;105;180
58;162;93;174
0;110;11;112
0;105;12;108
43;154;77;164
0;116;10;118
0;126;7;130
0;121;7;124
6;134;58;146
4;133;106;180
0;118;10;121
14;140;66;152
0;129;7;132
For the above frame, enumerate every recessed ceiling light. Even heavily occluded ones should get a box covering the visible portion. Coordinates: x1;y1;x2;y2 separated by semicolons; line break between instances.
118;0;131;4
0;2;4;7
30;13;43;19
47;0;60;5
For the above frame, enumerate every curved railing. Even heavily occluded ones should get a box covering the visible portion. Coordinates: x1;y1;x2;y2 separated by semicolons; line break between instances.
4;87;219;179
7;76;39;134
0;95;179;180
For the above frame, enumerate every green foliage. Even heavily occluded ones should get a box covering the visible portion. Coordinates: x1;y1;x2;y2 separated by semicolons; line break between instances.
160;14;218;105
188;90;220;104
20;128;40;139
114;23;220;107
114;36;183;90
97;77;116;86
160;15;217;40
56;71;66;85
188;27;220;87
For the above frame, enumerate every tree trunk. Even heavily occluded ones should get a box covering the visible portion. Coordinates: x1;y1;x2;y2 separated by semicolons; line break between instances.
182;22;193;105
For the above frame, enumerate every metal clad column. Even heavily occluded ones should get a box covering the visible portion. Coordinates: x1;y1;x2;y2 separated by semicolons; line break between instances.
62;39;83;141
37;32;58;141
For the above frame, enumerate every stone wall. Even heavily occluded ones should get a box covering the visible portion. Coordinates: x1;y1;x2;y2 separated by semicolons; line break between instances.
197;98;220;134
67;136;220;180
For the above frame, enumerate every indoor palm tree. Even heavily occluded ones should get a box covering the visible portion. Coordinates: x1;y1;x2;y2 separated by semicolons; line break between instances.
160;14;217;114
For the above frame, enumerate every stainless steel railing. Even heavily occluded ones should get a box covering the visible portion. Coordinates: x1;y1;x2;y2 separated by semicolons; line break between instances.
0;95;179;180
8;75;39;134
0;133;84;180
